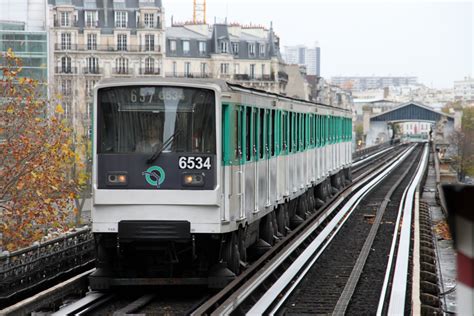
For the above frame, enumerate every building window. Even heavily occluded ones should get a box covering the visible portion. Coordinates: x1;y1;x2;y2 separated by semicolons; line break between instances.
261;64;265;76
184;62;191;77
220;63;229;75
145;57;154;74
250;64;256;79
85;79;97;97
144;13;154;28
259;43;265;56
115;11;128;28
61;56;71;73
117;34;127;51
170;40;176;53
248;43;255;56
172;61;177;76
232;42;239;55
199;41;206;55
85;11;98;27
116;57;128;74
220;41;228;53
234;63;240;74
61;33;71;50
145;34;154;51
86;56;99;73
87;33;97;50
183;40;190;54
200;63;208;77
61;79;72;96
60;12;70;27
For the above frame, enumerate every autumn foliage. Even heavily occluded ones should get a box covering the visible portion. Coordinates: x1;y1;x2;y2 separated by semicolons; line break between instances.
0;49;82;251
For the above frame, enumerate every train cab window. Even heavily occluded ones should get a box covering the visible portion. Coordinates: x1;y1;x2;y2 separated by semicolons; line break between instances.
245;107;251;161
259;108;265;159
270;109;275;157
98;86;216;154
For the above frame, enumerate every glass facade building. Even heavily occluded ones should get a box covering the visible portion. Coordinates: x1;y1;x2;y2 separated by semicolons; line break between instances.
0;21;48;83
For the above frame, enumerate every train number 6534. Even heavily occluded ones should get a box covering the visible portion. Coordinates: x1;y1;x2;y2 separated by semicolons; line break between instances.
178;156;211;170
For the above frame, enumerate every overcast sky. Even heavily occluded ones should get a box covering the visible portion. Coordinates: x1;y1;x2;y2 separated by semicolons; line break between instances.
163;0;473;89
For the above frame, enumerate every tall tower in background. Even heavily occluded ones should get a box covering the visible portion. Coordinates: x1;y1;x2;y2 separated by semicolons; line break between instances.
283;42;321;76
193;0;206;24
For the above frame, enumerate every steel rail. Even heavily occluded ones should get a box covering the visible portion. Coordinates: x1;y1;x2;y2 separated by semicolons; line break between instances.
352;146;394;168
0;269;93;315
331;147;421;316
246;146;416;315
51;292;115;315
386;144;429;315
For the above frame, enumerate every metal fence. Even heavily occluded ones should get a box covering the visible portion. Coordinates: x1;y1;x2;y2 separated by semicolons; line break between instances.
0;227;94;306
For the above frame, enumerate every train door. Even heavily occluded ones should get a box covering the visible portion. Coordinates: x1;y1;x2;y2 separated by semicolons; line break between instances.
253;108;258;212
236;106;245;220
281;111;289;197
243;106;255;218
269;109;277;205
257;108;268;210
265;109;276;206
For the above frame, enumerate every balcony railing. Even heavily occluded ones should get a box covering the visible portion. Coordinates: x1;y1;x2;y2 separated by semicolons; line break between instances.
138;22;163;29
53;19;79;27
165;72;211;79
83;67;102;75
84;21;100;28
113;68;130;75
54;44;162;53
234;74;275;81
139;68;161;75
55;66;77;74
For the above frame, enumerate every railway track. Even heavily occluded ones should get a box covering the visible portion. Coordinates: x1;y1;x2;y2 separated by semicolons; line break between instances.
192;144;426;315
0;143;411;315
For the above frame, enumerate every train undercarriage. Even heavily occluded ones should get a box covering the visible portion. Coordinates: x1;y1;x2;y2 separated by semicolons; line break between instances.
89;168;352;290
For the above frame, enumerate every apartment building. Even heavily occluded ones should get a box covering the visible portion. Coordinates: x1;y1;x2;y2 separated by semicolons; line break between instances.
331;76;418;91
283;43;321;76
164;23;288;94
48;0;165;135
454;76;474;102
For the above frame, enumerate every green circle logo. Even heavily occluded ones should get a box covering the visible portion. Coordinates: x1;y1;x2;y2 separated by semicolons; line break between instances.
142;166;165;188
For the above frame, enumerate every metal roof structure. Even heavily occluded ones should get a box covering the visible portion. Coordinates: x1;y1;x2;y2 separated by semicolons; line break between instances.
370;101;454;122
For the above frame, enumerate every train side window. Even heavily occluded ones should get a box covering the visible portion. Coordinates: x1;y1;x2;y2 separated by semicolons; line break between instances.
301;113;308;150
235;107;241;159
271;109;275;157
245;107;251;161
295;113;300;152
253;108;258;160
284;112;286;153
259;108;265;159
315;115;319;147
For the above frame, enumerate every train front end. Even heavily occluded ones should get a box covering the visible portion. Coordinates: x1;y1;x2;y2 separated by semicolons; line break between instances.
90;81;223;289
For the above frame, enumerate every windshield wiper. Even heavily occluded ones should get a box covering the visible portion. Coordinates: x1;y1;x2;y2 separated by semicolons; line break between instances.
147;129;181;164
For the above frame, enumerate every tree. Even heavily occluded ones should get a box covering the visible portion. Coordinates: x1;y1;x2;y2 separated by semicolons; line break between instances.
0;49;82;251
451;108;474;181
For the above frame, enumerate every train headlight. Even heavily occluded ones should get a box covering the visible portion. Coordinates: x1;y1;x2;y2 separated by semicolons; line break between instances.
182;173;205;187
107;172;128;186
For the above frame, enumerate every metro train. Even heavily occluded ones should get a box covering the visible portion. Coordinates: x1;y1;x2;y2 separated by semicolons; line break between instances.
89;78;353;289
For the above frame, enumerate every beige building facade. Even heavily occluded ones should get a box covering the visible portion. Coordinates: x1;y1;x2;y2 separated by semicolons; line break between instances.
48;0;165;136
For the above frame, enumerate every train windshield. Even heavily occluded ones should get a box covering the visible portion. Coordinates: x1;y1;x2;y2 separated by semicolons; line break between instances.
97;86;216;154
